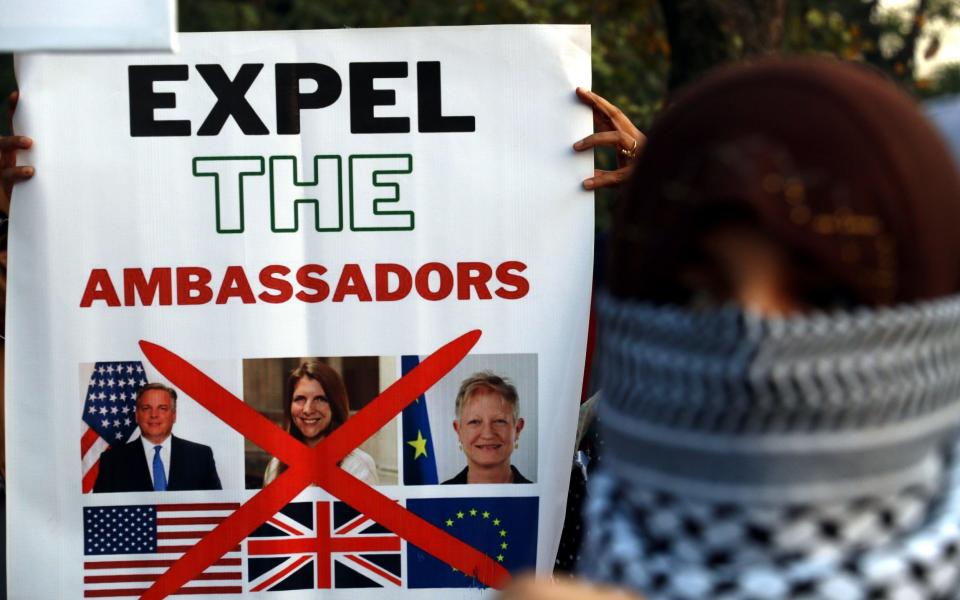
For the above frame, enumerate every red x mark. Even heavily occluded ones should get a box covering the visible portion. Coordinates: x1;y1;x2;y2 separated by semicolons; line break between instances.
137;329;511;599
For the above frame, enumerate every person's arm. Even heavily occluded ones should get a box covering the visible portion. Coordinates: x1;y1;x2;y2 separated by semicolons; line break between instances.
0;91;32;479
1;92;34;215
572;88;644;190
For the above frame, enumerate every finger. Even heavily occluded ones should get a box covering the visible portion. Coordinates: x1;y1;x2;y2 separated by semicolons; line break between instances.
0;136;32;152
588;92;635;133
502;576;643;600
499;575;541;600
576;88;640;138
582;167;630;190
500;577;582;600
576;88;617;132
575;88;625;123
575;86;594;104
0;136;31;172
575;86;605;112
574;131;635;152
615;133;645;167
0;166;35;183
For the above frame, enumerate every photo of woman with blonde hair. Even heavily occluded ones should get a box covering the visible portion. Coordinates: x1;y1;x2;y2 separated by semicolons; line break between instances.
444;371;530;484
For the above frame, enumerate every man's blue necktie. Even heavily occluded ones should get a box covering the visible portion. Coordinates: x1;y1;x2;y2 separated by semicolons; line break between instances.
152;445;167;491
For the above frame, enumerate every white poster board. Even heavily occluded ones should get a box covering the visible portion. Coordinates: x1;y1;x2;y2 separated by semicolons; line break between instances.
8;25;592;598
0;0;177;52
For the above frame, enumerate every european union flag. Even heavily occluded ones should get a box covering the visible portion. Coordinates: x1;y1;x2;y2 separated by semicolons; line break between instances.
401;355;439;485
406;496;539;588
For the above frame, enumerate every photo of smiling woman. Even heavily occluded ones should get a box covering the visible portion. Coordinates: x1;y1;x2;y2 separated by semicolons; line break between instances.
263;360;379;486
443;372;531;484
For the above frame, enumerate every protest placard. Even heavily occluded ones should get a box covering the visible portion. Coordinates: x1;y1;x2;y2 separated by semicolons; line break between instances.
9;25;592;598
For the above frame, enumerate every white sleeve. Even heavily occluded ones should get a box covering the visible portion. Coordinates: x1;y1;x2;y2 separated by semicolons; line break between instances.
263;457;279;486
342;449;380;486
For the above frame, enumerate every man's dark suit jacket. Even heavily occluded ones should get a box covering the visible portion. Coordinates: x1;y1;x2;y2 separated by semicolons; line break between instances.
92;435;222;493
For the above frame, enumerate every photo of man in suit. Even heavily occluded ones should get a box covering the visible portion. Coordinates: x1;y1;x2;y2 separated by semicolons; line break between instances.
92;383;222;493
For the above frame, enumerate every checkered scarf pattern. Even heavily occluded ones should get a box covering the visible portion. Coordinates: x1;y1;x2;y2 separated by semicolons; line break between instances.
579;462;960;599
578;293;960;598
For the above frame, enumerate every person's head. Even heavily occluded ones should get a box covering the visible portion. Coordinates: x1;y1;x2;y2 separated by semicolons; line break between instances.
609;58;960;313
585;59;960;597
135;383;177;444
284;360;349;447
452;372;524;472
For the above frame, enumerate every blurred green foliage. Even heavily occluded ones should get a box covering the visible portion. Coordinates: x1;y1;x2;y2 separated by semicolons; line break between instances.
177;0;670;128
2;0;960;226
5;1;960;125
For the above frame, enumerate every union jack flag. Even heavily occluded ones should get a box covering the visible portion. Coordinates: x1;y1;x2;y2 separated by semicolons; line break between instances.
80;361;148;493
246;500;402;591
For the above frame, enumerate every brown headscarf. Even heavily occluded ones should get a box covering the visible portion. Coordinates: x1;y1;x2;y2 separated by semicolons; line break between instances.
608;57;960;306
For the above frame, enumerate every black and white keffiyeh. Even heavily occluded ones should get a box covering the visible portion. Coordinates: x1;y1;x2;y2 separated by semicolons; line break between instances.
579;293;960;599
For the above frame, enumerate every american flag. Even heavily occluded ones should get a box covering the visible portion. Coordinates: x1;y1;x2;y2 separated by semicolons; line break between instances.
83;502;242;597
80;361;148;493
246;501;402;591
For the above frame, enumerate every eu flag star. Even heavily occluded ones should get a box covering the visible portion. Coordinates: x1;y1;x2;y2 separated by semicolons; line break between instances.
407;430;430;460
